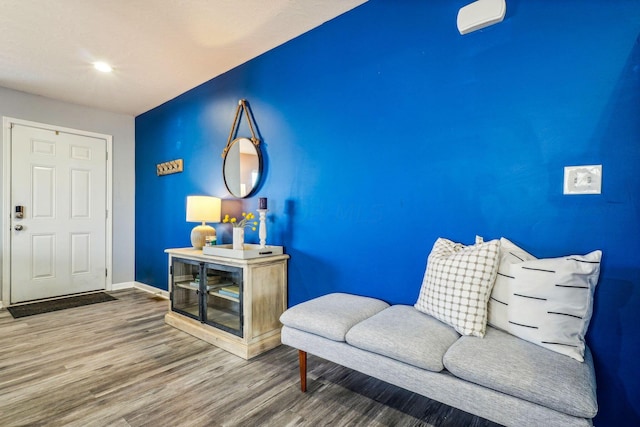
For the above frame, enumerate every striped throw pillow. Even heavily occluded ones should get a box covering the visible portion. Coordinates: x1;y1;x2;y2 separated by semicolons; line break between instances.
505;250;602;362
487;238;536;332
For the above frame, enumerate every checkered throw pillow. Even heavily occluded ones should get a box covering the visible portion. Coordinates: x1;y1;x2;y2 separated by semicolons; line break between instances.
415;238;500;337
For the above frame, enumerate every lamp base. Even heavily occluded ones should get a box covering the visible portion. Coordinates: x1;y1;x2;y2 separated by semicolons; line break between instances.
191;224;216;250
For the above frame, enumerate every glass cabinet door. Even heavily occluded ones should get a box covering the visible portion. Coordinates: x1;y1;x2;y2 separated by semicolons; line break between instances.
171;258;201;320
203;263;243;337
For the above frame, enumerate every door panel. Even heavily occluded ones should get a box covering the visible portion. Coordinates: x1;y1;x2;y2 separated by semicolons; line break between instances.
10;124;107;303
32;234;55;279
71;169;91;217
71;233;91;274
32;166;55;218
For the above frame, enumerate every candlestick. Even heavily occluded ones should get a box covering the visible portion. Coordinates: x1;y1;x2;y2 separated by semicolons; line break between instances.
259;197;267;210
257;209;267;248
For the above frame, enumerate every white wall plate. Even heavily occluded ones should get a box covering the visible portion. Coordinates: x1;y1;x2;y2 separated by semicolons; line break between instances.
563;165;602;195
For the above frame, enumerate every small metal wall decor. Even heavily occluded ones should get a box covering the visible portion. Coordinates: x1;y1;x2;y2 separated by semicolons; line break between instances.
157;159;184;176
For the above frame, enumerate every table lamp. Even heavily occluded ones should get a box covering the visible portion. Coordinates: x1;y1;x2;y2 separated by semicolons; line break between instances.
186;196;221;249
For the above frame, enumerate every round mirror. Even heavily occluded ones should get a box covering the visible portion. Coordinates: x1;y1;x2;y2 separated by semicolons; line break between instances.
223;137;263;198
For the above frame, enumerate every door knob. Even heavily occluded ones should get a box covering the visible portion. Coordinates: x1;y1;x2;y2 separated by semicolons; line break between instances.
14;224;23;231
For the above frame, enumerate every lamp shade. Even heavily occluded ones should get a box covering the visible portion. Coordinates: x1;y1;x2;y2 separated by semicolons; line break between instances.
186;196;221;223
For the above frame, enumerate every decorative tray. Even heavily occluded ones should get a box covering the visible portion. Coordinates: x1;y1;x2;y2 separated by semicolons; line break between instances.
201;244;284;259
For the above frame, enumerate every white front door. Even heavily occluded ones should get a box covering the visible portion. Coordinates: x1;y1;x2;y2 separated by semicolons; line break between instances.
10;123;107;303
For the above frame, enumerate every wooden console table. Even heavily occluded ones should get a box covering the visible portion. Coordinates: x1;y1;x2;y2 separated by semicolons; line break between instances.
164;248;289;359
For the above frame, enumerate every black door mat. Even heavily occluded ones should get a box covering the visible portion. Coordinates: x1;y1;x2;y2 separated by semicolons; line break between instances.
7;292;117;318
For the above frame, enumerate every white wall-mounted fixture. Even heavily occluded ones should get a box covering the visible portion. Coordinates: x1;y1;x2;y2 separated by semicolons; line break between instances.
563;165;602;195
457;0;506;35
186;196;221;249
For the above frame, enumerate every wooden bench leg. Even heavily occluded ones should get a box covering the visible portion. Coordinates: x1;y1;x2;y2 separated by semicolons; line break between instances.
298;350;307;392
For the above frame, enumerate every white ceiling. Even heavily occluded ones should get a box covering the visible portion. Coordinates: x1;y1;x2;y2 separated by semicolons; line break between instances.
0;0;367;116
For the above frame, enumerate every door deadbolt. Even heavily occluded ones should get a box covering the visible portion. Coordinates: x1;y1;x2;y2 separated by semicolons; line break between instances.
14;224;23;231
15;205;24;219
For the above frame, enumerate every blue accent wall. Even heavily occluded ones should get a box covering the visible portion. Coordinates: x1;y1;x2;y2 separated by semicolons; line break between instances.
136;1;640;424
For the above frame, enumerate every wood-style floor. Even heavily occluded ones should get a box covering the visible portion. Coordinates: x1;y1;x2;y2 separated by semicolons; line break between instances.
0;289;501;427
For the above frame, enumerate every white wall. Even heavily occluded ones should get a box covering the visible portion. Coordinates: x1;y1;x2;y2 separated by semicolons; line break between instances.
0;86;135;290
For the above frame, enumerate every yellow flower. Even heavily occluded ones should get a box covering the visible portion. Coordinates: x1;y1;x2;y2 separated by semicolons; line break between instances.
223;211;258;230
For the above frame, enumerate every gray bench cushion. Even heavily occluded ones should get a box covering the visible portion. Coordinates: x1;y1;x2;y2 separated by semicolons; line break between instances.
443;326;598;418
279;293;389;341
346;305;460;372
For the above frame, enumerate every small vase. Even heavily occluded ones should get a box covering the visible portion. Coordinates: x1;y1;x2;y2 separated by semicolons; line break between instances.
232;227;245;250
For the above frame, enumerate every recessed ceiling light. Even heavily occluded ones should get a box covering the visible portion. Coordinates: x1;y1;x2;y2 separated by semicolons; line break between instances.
93;61;113;73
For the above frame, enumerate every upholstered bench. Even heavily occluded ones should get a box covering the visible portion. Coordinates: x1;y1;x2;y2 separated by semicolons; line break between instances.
280;292;598;427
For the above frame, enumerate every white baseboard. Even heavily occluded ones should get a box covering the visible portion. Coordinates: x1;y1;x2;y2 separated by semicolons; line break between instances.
111;281;169;299
134;282;169;299
110;281;136;291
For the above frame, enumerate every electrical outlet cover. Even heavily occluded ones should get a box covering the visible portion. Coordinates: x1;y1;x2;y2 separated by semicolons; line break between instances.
563;165;602;195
